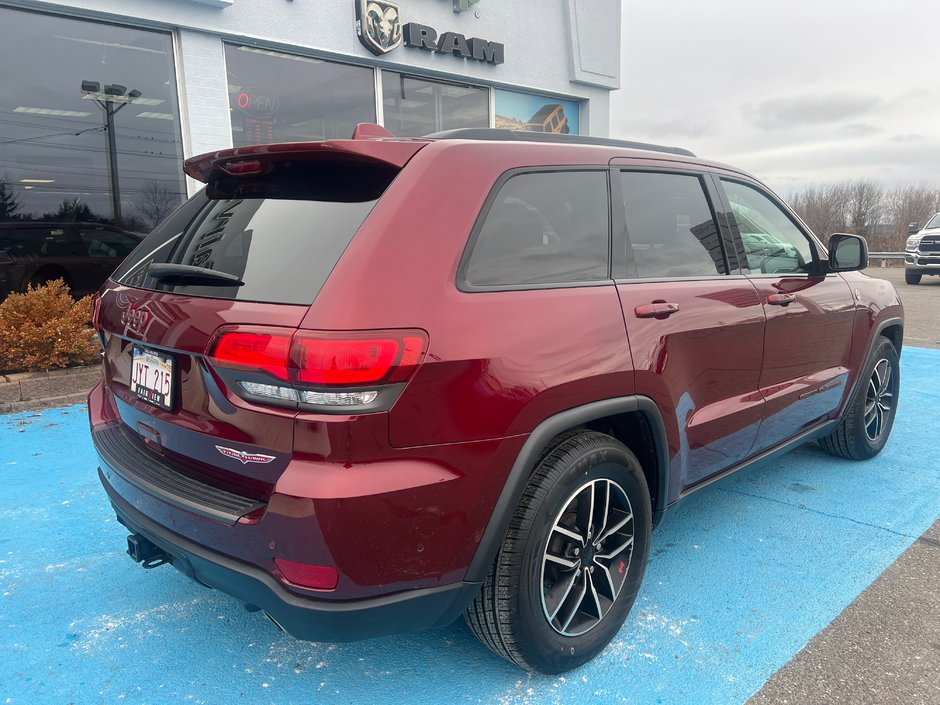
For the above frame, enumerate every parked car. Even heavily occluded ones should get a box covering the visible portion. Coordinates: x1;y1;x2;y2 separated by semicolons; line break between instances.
0;221;142;299
904;212;940;284
88;125;903;674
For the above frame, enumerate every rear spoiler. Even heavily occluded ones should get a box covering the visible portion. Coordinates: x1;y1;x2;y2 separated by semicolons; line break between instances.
183;124;428;184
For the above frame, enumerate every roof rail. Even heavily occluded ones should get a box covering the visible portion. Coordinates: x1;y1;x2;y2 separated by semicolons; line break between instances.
424;128;696;157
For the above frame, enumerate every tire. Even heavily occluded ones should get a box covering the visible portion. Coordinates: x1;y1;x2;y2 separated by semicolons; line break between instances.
904;270;921;285
819;335;900;460
29;270;68;290
465;431;652;673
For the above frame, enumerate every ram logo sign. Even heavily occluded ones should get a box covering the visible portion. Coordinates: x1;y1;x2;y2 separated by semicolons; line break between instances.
356;0;403;55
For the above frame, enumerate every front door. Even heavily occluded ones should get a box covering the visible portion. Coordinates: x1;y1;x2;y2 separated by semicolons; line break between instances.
718;177;856;454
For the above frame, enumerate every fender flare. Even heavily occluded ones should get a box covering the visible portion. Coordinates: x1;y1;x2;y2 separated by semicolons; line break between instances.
464;395;670;583
839;315;904;416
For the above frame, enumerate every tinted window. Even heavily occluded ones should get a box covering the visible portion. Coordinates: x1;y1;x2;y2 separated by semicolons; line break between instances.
225;45;376;145
722;180;816;275
115;175;383;305
621;172;725;278
464;171;609;287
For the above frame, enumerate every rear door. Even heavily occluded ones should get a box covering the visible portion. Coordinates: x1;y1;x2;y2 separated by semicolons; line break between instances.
611;166;766;492
715;176;856;454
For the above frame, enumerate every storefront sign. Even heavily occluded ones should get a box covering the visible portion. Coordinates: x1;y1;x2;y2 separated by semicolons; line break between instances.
403;23;503;64
356;0;503;64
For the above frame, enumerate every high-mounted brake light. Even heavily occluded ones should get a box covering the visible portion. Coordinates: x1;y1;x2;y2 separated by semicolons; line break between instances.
206;327;428;411
218;158;262;176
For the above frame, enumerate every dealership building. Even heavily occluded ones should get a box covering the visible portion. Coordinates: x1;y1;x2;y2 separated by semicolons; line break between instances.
0;0;621;229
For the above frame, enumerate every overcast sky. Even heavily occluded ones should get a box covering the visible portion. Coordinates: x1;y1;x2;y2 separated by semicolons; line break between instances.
611;0;940;195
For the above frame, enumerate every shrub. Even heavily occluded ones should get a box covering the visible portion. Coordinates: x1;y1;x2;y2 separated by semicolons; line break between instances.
0;280;99;374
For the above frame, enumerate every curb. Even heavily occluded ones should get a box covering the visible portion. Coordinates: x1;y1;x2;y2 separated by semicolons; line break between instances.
0;363;101;413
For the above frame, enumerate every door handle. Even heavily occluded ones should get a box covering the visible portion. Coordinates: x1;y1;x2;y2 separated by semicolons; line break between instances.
634;302;680;319
767;293;796;306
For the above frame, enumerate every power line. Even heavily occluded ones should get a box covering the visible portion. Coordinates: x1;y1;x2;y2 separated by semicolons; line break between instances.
0;125;105;145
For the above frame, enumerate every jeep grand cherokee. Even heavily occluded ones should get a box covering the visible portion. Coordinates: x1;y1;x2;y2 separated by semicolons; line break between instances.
88;125;903;673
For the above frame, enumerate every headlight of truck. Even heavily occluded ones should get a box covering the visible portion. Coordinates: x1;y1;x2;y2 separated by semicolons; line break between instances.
906;235;922;251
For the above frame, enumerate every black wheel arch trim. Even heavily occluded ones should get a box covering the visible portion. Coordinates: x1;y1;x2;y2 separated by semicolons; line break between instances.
465;395;669;583
841;315;904;416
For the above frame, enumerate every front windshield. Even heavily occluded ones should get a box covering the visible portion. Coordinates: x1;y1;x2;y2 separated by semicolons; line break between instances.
925;213;940;230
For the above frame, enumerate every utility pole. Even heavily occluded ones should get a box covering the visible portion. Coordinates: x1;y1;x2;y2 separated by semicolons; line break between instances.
80;81;142;226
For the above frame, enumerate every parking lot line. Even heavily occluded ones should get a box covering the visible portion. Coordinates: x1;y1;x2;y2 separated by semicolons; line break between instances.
1;346;938;705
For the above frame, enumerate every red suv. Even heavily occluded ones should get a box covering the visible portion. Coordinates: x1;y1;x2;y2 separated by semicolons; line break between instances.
88;125;903;673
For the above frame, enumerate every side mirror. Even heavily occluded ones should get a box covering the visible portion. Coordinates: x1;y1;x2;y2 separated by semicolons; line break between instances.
828;233;868;272
908;223;920;235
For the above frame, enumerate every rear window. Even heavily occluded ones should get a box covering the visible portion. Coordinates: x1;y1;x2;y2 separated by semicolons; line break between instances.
113;161;392;305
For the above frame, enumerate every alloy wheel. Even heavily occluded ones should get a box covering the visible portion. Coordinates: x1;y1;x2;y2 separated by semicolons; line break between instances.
540;479;635;637
864;357;894;442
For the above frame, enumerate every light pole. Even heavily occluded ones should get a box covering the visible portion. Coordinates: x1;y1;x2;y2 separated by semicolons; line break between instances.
81;81;142;225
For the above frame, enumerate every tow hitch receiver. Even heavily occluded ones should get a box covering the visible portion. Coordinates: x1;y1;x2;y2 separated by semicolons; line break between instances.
127;534;171;569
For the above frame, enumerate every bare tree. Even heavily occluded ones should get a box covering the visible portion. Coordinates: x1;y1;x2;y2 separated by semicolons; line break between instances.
788;181;851;239
884;184;940;250
135;181;179;231
847;179;883;241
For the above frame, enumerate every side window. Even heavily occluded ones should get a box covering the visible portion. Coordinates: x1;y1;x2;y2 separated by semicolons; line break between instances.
463;171;609;287
620;171;725;278
721;180;817;275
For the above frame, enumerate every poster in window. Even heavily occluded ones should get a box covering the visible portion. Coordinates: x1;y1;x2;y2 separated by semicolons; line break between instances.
494;90;580;135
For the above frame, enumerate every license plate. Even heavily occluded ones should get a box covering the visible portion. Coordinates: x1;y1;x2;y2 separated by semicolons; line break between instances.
130;346;174;411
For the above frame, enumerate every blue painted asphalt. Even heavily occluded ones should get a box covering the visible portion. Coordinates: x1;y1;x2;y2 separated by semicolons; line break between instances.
1;347;938;705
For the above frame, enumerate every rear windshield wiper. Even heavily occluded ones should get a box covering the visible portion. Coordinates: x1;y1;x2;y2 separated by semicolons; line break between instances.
146;263;245;287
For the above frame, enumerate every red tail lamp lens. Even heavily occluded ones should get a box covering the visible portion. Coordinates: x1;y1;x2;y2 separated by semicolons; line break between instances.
273;557;339;591
294;338;397;385
207;327;428;388
209;330;292;381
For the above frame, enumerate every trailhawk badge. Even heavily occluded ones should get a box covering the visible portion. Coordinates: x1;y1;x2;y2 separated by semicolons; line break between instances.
356;0;402;55
215;445;276;465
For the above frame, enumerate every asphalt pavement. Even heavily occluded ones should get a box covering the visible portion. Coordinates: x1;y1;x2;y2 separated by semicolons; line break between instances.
1;345;938;704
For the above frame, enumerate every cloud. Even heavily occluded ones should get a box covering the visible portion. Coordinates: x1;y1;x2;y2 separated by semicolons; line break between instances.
891;133;924;142
838;123;883;138
622;114;715;139
742;92;882;130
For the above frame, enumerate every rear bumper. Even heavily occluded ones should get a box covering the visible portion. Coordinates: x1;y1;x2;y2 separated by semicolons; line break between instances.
100;468;480;642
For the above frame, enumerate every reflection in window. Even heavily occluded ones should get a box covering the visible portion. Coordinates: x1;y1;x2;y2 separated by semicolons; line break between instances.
382;72;488;137
620;172;725;278
225;45;376;146
0;8;186;233
722;180;815;275
465;171;609;286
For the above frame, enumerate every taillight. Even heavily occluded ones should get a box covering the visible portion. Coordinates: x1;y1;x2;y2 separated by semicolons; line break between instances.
206;326;428;413
209;328;292;381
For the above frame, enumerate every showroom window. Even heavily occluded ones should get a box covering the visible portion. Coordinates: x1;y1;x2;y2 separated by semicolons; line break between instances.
381;72;489;137
0;8;186;232
224;45;376;146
